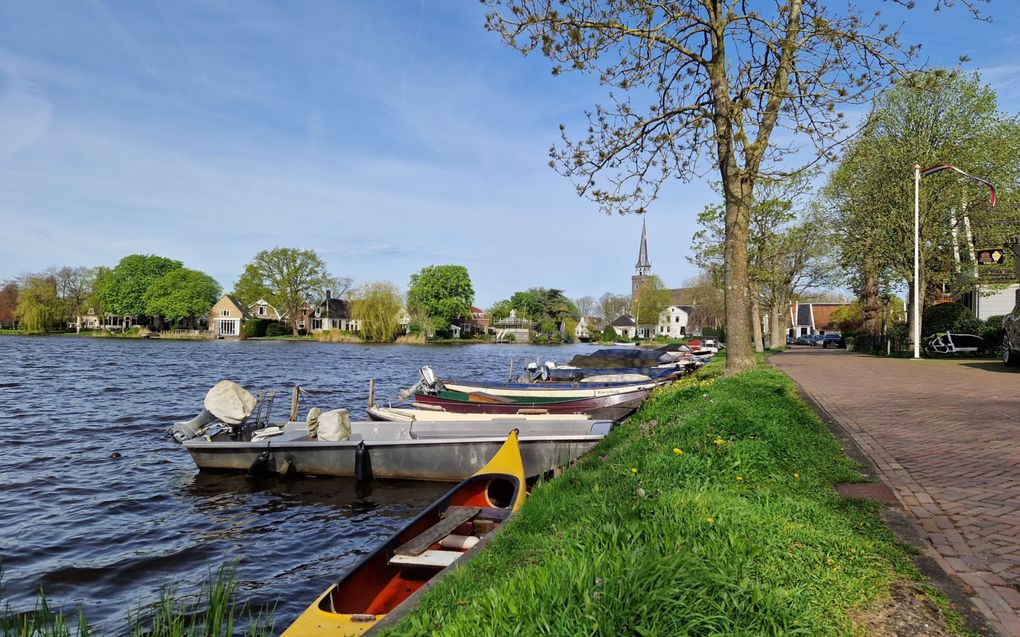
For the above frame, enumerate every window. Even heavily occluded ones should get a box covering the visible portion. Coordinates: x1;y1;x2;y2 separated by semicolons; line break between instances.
258;305;266;316
311;318;323;330
675;316;680;323
220;320;236;335
221;310;230;317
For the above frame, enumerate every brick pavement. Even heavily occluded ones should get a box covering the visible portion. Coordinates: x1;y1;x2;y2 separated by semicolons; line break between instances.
772;348;1020;636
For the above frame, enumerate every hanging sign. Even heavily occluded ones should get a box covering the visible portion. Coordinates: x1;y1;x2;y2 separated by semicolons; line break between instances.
975;248;1005;265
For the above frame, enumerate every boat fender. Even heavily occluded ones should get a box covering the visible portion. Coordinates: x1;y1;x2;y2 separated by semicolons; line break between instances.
306;407;322;438
355;441;373;482
278;459;295;477
246;447;272;480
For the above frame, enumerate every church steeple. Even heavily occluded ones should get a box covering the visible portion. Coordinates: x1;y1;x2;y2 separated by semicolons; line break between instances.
635;216;651;276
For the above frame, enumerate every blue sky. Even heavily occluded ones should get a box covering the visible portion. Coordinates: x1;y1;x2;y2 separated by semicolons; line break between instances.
1;1;1019;307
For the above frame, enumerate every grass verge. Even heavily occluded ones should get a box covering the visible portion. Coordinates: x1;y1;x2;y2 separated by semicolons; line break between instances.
378;356;933;636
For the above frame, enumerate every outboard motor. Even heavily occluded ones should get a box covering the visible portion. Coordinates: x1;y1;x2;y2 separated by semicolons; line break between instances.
170;408;216;443
420;365;438;388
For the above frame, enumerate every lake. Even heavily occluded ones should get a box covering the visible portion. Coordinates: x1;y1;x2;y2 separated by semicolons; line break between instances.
0;336;595;631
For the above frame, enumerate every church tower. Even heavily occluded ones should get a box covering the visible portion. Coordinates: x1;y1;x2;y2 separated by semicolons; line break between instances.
631;216;651;307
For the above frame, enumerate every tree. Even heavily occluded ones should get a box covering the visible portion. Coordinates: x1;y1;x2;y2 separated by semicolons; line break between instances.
52;266;97;329
406;265;474;333
508;288;578;322
633;275;670;333
14;274;59;332
143;269;222;326
97;255;183;319
0;281;18;329
573;295;595;320
234;248;332;334
352;281;404;342
596;292;630;324
827;70;1020;344
483;1;981;374
487;299;514;323
679;272;724;337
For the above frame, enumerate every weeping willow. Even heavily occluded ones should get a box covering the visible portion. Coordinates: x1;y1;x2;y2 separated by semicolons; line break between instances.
351;281;403;342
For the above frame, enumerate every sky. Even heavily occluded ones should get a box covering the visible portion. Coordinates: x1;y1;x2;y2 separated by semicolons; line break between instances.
2;1;1020;307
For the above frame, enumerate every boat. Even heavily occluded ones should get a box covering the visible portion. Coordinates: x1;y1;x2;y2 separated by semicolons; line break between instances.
281;431;526;636
366;405;591;423
181;417;612;481
414;366;667;399
413;388;649;422
543;364;690;383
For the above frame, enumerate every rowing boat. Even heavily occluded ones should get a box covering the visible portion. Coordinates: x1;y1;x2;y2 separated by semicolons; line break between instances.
280;430;526;636
414;388;649;422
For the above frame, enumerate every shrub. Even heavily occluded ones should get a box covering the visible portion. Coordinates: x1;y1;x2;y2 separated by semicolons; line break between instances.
241;319;270;338
266;322;290;337
600;326;617;342
986;315;1005;330
922;302;981;336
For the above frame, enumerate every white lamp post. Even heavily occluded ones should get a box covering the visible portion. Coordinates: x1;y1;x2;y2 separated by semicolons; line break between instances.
912;163;996;359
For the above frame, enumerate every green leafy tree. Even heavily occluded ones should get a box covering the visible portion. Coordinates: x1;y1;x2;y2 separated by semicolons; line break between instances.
143;269;222;326
487;299;513;323
14;274;60;332
353;281;404;342
52;266;98;328
96;255;183;318
233;248;332;334
828;70;1020;343
483;0;983;374
633;276;670;333
406;265;474;332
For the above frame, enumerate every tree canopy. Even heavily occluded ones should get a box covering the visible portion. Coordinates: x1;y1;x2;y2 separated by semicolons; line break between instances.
96;255;183;317
143;269;222;324
352;281;404;342
633;276;670;329
406;265;474;331
233;247;332;333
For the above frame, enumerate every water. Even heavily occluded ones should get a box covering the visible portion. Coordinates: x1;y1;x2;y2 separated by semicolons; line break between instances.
0;336;594;631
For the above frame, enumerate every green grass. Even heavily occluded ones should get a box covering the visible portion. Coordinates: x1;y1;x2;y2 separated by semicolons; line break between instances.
378;356;932;636
0;563;273;637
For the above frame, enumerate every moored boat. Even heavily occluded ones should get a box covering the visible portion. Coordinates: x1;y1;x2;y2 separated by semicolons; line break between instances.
367;405;591;423
414;388;649;423
280;431;526;636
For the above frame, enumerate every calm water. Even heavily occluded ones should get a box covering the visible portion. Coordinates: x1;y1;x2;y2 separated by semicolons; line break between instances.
0;336;594;631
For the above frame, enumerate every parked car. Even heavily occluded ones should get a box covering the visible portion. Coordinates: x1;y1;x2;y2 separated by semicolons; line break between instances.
795;335;812;345
1003;289;1020;367
786;335;796;345
821;333;842;348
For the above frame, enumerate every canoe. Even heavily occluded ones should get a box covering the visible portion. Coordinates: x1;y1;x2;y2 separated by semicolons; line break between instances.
414;388;649;422
544;364;689;383
366;405;591;423
182;418;611;481
280;431;526;636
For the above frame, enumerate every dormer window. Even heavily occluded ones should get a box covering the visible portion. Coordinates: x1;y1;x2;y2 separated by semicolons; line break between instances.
258;305;266;316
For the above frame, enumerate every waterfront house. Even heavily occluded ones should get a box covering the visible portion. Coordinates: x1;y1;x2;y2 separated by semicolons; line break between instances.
787;302;847;337
248;298;283;321
453;306;490;336
575;316;603;341
656;305;693;338
610;314;637;339
307;290;360;334
209;294;246;338
494;309;531;343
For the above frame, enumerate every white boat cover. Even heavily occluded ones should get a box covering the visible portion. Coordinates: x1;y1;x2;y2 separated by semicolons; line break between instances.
204;380;257;425
317;408;352;441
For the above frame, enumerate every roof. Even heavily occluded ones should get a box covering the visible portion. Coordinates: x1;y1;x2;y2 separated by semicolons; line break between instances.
796;304;812;326
611;314;636;327
811;305;844;331
635;217;651;271
314;297;352;319
670;305;695;314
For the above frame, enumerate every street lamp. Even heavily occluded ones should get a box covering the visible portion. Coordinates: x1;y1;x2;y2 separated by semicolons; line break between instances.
912;163;996;359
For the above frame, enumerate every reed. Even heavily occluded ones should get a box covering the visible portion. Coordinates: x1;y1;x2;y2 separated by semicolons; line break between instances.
313;330;363;343
395;333;427;344
0;564;273;637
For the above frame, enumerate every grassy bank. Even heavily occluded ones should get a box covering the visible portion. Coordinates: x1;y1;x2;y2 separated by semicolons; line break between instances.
380;357;935;636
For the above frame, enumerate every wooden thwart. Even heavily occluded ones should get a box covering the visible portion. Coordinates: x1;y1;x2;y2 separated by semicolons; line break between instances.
394;507;479;557
445;505;511;522
389;550;464;569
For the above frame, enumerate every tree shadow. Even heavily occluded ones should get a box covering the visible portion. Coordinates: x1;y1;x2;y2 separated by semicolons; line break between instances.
959;361;1020;374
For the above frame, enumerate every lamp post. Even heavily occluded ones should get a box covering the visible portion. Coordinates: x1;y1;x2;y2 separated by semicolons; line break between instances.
911;163;996;359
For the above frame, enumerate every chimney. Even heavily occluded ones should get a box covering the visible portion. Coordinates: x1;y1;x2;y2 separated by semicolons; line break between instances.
326;289;332;301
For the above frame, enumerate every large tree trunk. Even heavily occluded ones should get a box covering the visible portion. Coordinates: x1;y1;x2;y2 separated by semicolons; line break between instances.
770;294;788;351
860;257;882;337
722;177;755;374
750;283;764;353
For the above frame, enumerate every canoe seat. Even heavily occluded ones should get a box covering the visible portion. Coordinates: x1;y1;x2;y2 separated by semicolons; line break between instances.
393;506;479;557
389;549;464;569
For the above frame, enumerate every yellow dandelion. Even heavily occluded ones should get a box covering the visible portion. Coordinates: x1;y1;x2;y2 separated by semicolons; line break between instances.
714;438;724;446
793;472;800;479
673;447;683;455
630;467;638;474
736;475;744;481
706;516;714;524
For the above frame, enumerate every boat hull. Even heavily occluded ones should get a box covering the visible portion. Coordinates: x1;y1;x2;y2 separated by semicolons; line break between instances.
414;389;648;422
441;378;660;398
183;420;611;481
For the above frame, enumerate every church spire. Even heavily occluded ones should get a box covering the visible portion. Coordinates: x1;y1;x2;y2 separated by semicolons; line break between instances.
635;216;651;276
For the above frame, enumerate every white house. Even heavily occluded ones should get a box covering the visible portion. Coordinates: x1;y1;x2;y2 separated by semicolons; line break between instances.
610;315;637;339
656;305;692;338
961;283;1020;321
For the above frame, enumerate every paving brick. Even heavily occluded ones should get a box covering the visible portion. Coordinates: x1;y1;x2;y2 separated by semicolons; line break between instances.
773;350;1020;636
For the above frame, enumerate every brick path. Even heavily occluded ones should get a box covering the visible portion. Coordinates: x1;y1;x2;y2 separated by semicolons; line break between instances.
772;348;1020;636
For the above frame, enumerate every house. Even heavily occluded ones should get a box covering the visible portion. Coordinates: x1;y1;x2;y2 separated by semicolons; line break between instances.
307;290;360;334
610;314;637;339
953;205;1020;321
787;302;848;337
656;305;693;338
209;295;246;338
248;299;283;321
575;316;604;341
454;306;490;336
494;309;532;343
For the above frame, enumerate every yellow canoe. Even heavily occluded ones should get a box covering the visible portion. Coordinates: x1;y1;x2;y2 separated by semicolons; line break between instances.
281;430;526;636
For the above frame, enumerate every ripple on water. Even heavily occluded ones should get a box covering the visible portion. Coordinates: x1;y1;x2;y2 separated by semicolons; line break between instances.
0;337;597;627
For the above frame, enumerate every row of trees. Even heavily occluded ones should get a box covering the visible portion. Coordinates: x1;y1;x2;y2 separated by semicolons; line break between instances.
482;0;990;373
